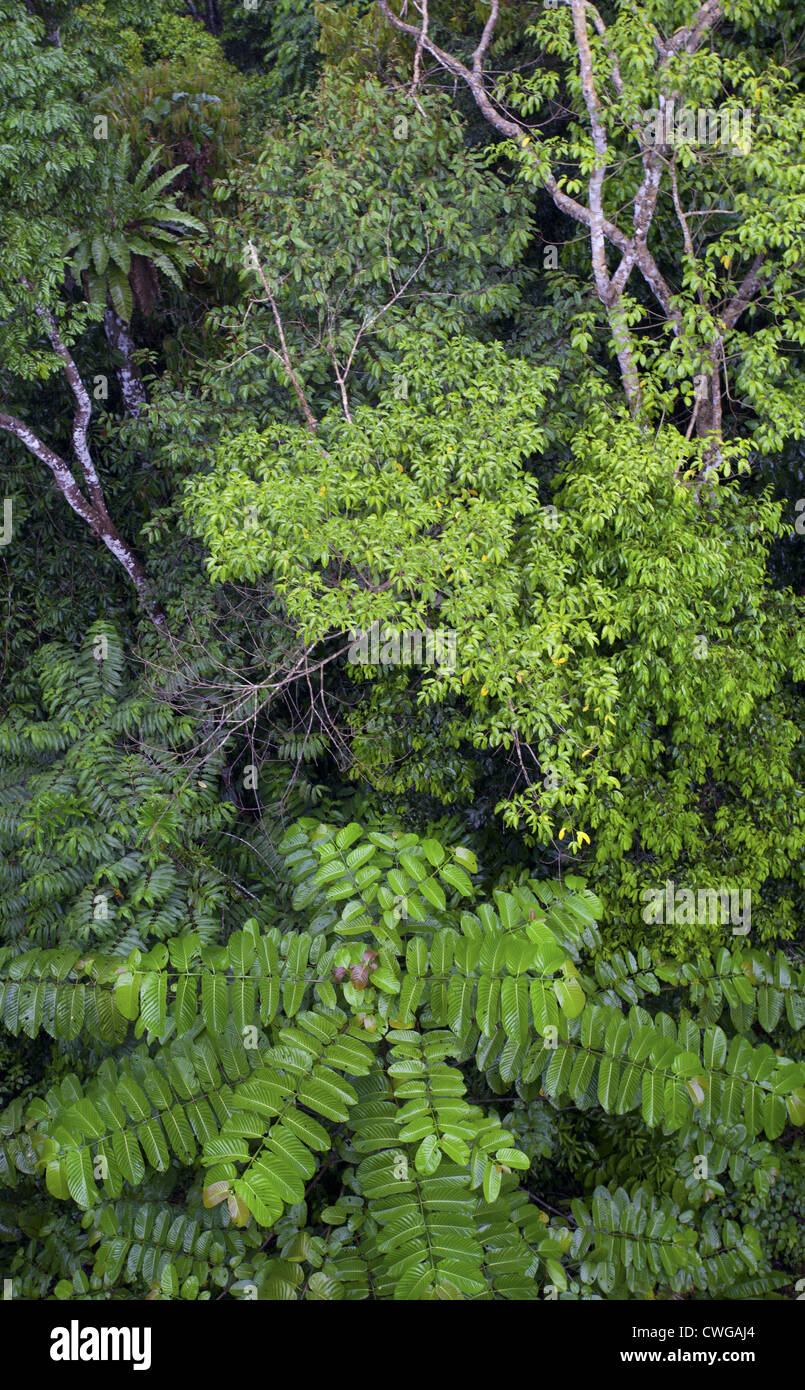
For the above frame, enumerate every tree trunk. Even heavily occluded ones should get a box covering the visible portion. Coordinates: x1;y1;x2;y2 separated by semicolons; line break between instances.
205;0;221;35
103;306;147;419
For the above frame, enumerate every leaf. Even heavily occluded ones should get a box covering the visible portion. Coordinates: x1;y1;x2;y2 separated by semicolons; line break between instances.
297;1073;356;1123
91;235;109;274
786;1088;805;1126
114;971;140;1022
703;1026;727;1071
112;1130;145;1186
530;979;559;1034
597;1054;620;1111
439;863;474;897
203;1180;230;1208
422;839;446;867
64;1146;97;1208
107;267;133;323
307;1270;344;1300
399;850;427;882
483;1162;501;1203
201;975;228;1034
418;877;446;911
757;986;783;1033
672;1050;701;1079
203;1137;251;1165
554;976;585;1019
415;1136;442;1174
642;1069;664;1126
107;234;131;275
140;972;167;1034
46;1159;70;1200
763;1092;787;1140
500;976;528;1045
494;1147;530;1170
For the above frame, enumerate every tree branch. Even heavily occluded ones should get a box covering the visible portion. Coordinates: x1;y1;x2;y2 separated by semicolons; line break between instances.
32;300;108;513
246;240;318;432
0;409;165;626
721;253;768;330
410;0;428;92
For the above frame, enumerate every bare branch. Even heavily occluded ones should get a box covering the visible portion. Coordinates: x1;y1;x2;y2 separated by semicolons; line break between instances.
584;2;623;94
411;0;428;92
0;409;165;626
31;301;108;513
473;0;500;74
377;0;763;454
376;0;665;412
0;410;99;529
722;254;768;330
246;240;318;432
570;0;643;412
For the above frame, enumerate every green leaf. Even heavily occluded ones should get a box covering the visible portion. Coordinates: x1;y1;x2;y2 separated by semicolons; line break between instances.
554;976;585;1019
439;863;474;897
418;877;446;911
140;972;167;1034
107;267;133;323
64;1146;97;1208
201;975;228;1034
91;236;109;274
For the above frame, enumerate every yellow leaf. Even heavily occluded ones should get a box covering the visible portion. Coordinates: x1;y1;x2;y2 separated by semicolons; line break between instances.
686;1078;706;1105
516;672;523;683
481;685;488;696
581;748;592;757
227;1195;251;1227
462;671;469;685
558;827;567;841
578;832;590;845
203;1181;230;1209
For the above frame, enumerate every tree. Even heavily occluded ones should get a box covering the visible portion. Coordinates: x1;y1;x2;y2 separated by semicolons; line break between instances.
0;293;165;621
377;0;805;458
185;334;805;950
65;137;204;417
204;77;531;426
0;6;170;621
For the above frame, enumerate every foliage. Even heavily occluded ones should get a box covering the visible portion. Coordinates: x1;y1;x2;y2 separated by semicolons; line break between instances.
1;814;803;1299
65;137;204;324
2;0;805;1306
186;335;805;952
0;624;247;957
204;79;531;421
